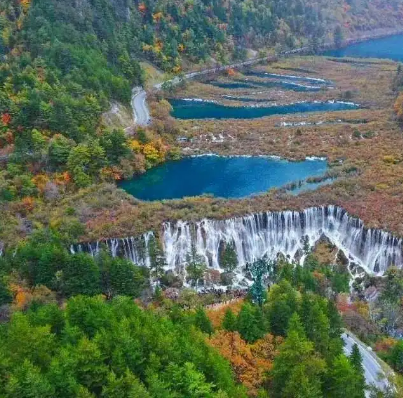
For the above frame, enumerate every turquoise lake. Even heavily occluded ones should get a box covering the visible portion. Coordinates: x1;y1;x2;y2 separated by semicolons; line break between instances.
169;99;359;120
209;77;323;92
118;156;328;200
243;71;331;87
234;78;323;92
324;33;403;61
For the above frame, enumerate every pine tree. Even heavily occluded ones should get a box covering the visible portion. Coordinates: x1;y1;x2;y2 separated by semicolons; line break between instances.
334;26;344;48
299;294;330;357
220;242;238;273
390;340;403;373
248;258;269;307
270;313;326;398
350;344;363;372
148;236;166;287
194;308;214;336
222;308;237;332
328;300;343;338
350;344;366;395
186;243;206;288
326;354;365;398
236;303;264;343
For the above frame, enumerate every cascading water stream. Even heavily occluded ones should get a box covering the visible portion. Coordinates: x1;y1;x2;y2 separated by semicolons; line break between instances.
72;206;403;277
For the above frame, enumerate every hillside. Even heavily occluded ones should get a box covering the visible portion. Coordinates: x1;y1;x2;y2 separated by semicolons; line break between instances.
1;3;403;396
0;0;401;245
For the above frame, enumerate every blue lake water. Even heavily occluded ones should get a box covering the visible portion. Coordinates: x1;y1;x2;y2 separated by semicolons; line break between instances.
208;76;324;92
207;81;257;89
223;95;275;103
169;99;359;120
244;71;331;86
235;78;322;92
324;34;403;61
118;156;328;200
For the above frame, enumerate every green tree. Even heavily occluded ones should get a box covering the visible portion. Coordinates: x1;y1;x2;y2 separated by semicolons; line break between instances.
222;308;237;332
186;243;207;288
148;236;166;287
67;141;106;187
194;307;214;336
326;354;365;398
166;362;215;397
236;303;264;343
97;252;147;298
4;359;55;397
48;134;75;169
350;344;366;393
389;340;403;373
270;313;326;398
248;258;269;307
101;370;150;398
61;253;101;297
334;26;344;48
220;241;238;273
265;280;299;337
99;129;130;165
299;294;330;357
328;300;343;338
381;267;403;304
0;275;12;305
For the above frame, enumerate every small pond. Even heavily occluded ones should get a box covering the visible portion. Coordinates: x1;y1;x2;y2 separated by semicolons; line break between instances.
118;156;328;201
169;99;360;120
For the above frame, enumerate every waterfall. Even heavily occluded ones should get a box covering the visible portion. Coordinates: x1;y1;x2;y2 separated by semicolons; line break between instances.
72;231;154;268
72;206;403;277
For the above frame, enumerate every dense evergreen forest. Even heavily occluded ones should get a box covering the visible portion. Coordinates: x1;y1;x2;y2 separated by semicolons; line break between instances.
0;250;381;397
0;226;401;396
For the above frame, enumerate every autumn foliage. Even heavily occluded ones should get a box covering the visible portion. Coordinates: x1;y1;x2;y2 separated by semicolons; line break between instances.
206;299;243;328
138;2;147;13
227;68;236;77
1;113;11;126
208;331;280;395
394;92;403;121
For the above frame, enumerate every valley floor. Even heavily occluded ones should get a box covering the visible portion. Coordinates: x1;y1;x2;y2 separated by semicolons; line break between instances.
42;55;403;245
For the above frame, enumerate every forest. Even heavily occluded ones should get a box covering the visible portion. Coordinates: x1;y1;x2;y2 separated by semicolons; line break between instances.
0;246;390;397
0;221;402;396
1;0;403;396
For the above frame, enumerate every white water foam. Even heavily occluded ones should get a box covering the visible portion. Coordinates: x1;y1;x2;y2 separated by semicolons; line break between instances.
73;206;402;278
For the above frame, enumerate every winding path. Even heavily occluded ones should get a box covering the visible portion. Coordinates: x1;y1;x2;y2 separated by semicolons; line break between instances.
342;332;392;395
131;87;150;126
131;55;281;127
130;28;403;128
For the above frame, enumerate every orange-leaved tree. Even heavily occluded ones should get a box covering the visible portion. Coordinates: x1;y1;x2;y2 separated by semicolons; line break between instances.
208;330;277;395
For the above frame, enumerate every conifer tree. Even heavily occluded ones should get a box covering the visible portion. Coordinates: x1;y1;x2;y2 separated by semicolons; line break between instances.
194;308;214;336
222;308;237;332
270;313;326;398
220;242;238;273
236;303;264;343
186;243;207;288
326;354;365;398
148;235;166;287
299;294;330;357
350;344;367;395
